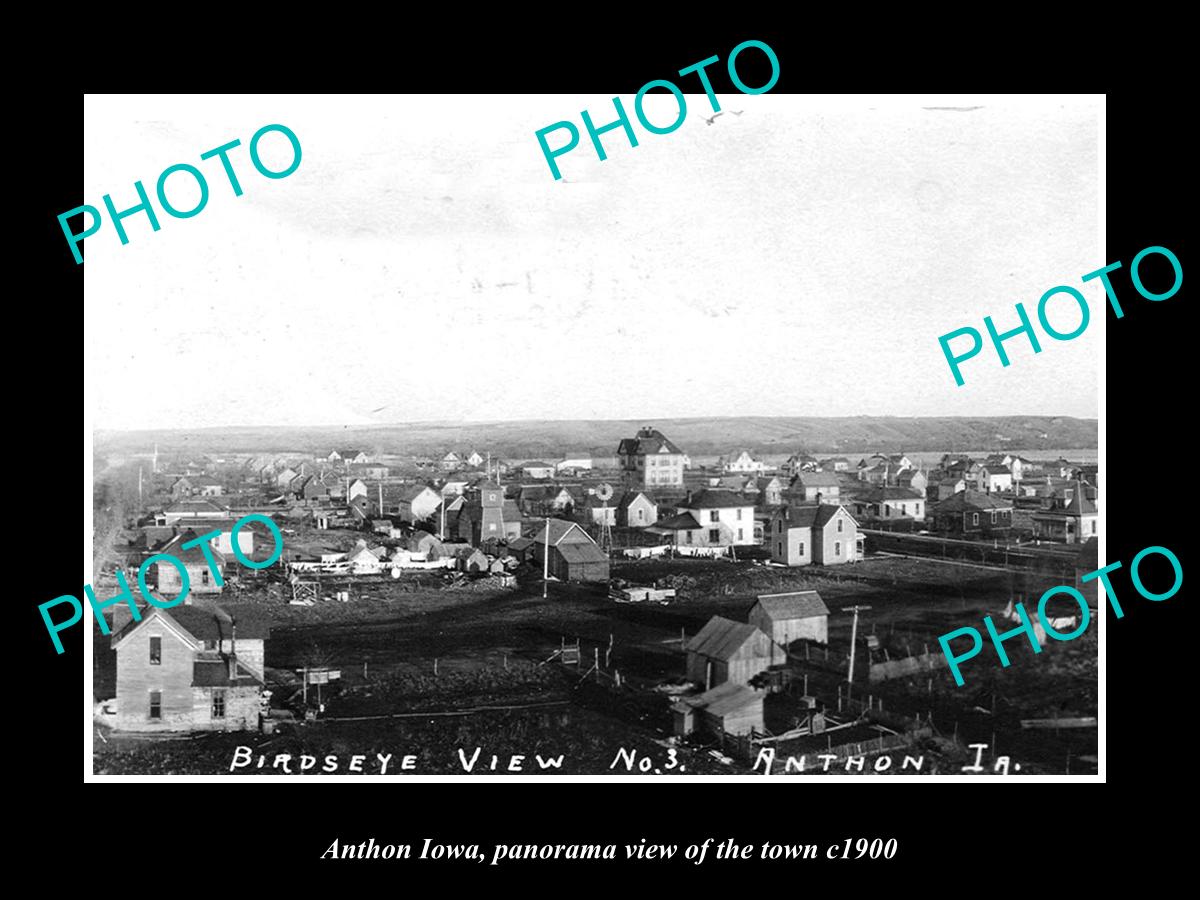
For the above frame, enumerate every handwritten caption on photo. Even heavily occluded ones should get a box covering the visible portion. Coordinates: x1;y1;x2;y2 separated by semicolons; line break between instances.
938;543;1182;687
41;513;283;654
937;244;1182;385
320;836;898;865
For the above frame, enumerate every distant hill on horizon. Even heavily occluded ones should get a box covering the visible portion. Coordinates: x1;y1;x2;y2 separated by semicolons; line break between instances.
95;415;1097;460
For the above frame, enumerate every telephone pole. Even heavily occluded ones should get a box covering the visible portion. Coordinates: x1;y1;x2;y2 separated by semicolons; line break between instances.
842;604;873;692
543;516;551;599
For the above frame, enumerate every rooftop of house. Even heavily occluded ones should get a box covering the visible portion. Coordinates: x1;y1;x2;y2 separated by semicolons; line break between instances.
651;512;703;531
754;590;829;621
680;489;753;510
530;518;592;546
792;471;840;488
855;485;925;502
618;428;684;456
934;490;1013;513
686;616;765;661
779;503;851;529
673;681;762;716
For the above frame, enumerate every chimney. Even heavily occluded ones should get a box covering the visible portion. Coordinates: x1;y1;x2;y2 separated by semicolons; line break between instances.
228;617;238;679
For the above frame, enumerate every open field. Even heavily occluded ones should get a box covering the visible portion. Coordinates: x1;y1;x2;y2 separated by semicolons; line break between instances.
93;549;1095;775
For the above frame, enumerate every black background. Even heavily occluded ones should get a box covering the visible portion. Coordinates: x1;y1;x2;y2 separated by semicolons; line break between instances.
22;21;1186;885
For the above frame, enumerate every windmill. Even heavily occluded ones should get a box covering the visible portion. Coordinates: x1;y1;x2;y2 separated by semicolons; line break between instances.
596;483;614;552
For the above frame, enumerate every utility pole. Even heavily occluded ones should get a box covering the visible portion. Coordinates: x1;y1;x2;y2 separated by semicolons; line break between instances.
543;516;551;599
843;604;873;691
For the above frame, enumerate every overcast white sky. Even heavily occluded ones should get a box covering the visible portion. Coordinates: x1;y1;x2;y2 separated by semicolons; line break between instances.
84;94;1102;430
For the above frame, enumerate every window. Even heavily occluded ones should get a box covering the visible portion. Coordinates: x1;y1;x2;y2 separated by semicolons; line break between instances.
709;510;719;523
737;529;743;540
835;541;842;556
201;569;210;585
837;519;843;533
901;504;906;515
1091;520;1096;533
736;509;743;520
799;541;805;556
149;637;161;666
990;511;996;524
212;689;226;719
149;691;162;720
972;513;980;526
637;509;644;522
777;542;783;556
685;531;693;544
776;519;782;533
709;529;720;543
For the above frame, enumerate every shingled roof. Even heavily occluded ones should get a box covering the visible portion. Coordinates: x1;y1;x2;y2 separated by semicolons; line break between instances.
686;616;765;661
618;427;683;456
681;489;752;509
753;591;829;621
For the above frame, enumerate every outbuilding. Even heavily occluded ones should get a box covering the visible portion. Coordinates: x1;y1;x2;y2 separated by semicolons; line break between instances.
748;591;830;663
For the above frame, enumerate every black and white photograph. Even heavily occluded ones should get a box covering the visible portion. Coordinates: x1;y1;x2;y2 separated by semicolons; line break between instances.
81;91;1104;780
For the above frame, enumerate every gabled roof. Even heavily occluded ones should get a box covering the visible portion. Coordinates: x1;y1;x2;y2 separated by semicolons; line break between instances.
793;471;840;488
337;449;363;458
400;484;439;502
164;498;229;515
675;681;762;716
754;591;829;621
192;657;262;686
780;503;853;529
556;542;608;564
651;512;702;531
686;616;765;662
934;490;1013;513
112;603;271;649
855;485;925;503
154;530;228;568
531;518;594;546
617;490;654;511
618;428;683;456
681;489;752;510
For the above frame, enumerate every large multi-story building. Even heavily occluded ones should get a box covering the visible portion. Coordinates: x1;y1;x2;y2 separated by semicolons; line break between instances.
617;426;686;488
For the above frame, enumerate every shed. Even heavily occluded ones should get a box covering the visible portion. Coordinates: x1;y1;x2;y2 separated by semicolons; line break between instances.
748;591;830;662
685;616;773;690
672;682;764;737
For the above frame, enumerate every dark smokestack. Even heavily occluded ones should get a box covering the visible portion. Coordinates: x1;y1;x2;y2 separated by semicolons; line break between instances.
229;616;238;679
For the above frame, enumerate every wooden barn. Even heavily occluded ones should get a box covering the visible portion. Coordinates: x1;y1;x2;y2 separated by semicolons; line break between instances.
685;615;773;690
672;682;764;737
748;590;830;663
531;519;610;583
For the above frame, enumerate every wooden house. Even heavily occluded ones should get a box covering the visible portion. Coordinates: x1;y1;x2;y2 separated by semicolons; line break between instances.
530;519;609;582
149;531;227;599
398;484;442;524
685;615;773;690
109;603;269;732
767;503;860;567
672;682;764;737
931;490;1014;535
748;591;830;662
617;491;658;528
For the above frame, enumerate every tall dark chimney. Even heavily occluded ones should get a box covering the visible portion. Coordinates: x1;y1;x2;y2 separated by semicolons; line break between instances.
229;617;238;679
